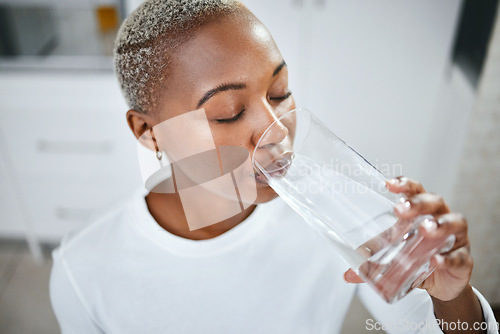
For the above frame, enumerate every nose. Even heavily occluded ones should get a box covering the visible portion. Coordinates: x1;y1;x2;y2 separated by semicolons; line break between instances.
252;106;289;149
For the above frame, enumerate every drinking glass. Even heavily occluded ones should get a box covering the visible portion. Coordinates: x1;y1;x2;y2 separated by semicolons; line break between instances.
252;108;455;303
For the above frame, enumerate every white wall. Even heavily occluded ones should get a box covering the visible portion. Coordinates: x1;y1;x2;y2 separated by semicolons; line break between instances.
419;65;475;198
246;0;463;184
450;7;500;304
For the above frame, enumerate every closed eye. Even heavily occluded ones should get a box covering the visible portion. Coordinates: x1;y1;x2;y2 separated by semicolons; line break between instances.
215;109;245;124
270;91;292;101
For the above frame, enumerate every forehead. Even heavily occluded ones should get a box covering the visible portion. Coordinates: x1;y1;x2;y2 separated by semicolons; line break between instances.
157;13;283;115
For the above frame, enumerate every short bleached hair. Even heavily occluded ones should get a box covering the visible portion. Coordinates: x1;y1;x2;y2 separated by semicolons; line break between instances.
114;0;242;113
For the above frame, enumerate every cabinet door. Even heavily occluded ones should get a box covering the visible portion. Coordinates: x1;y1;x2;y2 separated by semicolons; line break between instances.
0;72;142;242
307;0;462;178
240;0;309;105
0;138;25;237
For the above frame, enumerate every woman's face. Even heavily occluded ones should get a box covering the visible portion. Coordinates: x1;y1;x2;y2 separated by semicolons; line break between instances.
151;12;296;204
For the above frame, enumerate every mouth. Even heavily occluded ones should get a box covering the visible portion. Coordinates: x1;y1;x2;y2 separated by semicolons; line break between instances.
253;152;294;184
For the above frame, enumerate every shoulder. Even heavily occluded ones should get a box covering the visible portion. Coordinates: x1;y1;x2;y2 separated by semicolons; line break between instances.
49;190;146;333
51;189;145;270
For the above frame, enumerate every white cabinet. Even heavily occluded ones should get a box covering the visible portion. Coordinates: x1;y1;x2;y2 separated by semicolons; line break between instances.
242;0;462;179
0;72;142;243
0;143;24;236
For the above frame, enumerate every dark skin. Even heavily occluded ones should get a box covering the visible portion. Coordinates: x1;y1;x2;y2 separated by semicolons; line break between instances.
126;10;485;333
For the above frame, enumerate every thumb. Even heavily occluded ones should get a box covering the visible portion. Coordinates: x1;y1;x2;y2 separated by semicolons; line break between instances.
344;268;365;283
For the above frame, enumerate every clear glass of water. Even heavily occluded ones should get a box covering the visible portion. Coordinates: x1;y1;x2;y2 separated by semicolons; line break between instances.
252;108;455;303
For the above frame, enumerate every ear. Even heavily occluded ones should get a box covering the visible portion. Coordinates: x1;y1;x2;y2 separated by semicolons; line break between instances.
126;109;155;139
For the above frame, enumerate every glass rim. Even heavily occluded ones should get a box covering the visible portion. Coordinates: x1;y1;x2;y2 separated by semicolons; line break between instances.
251;107;310;170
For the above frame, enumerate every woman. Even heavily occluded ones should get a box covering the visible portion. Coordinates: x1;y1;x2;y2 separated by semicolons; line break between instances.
50;1;497;333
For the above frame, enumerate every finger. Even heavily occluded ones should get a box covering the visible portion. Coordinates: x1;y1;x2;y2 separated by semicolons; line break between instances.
356;228;393;256
422;253;473;299
357;215;419;256
344;269;365;284
441;248;473;270
420;212;469;252
429;254;445;269
386;176;425;196
425;252;469;281
394;192;449;220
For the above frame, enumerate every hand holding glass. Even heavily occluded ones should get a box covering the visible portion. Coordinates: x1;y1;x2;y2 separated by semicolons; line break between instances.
252;108;455;303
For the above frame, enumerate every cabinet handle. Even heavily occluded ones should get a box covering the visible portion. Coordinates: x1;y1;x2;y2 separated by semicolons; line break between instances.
37;140;113;154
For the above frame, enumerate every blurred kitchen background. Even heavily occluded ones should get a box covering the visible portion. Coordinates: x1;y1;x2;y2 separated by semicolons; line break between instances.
0;0;499;333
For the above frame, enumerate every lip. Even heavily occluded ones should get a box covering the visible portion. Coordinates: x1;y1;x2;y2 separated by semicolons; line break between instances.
253;152;294;184
254;173;268;184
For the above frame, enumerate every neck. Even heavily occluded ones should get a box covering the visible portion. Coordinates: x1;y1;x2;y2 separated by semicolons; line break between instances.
145;191;257;240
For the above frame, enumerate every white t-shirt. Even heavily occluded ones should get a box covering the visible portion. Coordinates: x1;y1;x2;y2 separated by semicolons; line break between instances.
50;189;498;334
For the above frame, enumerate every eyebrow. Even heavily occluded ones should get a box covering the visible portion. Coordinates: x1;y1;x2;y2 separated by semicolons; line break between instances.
196;60;287;109
273;60;287;77
196;83;246;109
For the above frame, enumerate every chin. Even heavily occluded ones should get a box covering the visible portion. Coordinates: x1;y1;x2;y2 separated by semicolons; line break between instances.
254;184;280;204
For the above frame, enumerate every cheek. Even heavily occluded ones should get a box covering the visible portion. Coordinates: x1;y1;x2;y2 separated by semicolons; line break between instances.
278;97;296;116
153;109;216;163
255;184;279;204
209;124;254;148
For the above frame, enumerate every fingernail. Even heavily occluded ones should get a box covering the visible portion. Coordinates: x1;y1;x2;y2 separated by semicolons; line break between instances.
421;218;437;232
385;179;399;186
397;176;407;185
434;255;445;267
395;201;411;214
387;178;399;186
